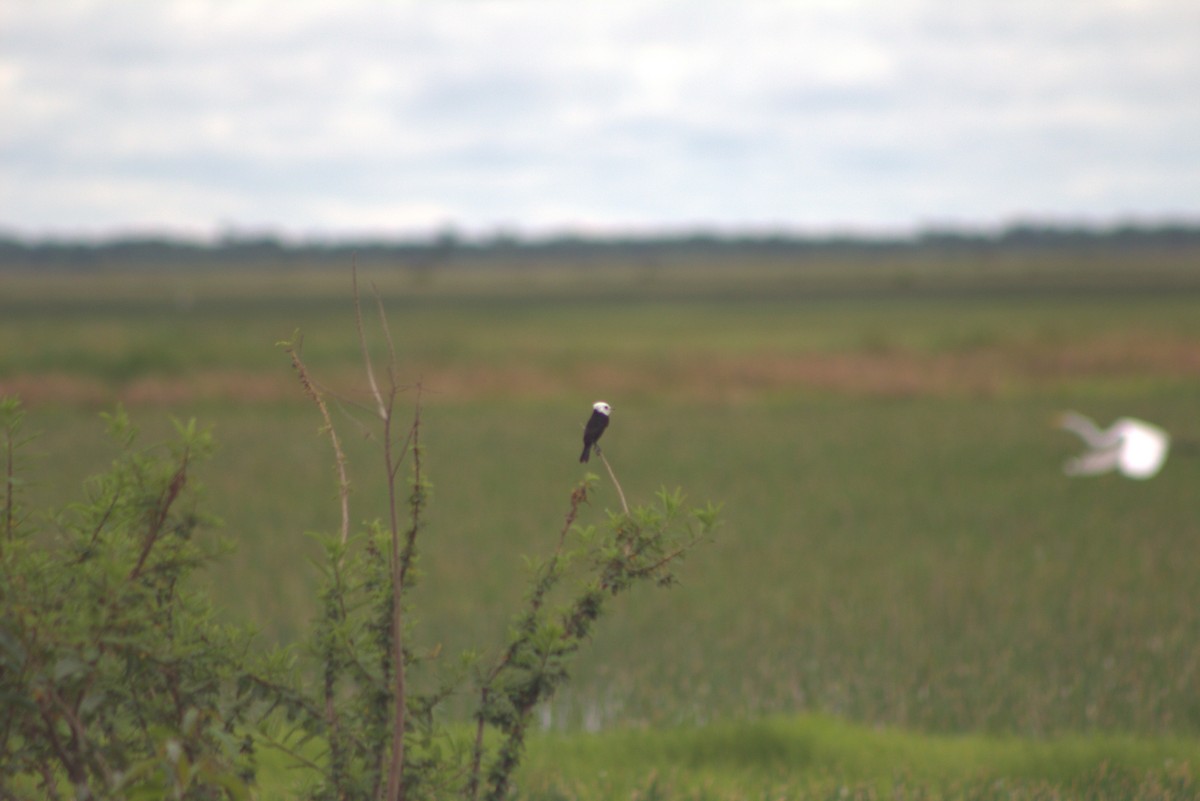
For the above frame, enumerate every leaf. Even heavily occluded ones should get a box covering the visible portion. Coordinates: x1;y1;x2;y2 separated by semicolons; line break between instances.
692;500;724;532
123;776;169;801
211;770;251;801
53;655;87;682
79;690;107;718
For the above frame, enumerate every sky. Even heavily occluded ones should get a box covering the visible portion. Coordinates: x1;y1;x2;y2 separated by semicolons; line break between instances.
3;1;1199;241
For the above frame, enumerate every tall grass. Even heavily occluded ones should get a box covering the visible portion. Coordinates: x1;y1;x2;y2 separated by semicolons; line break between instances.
16;391;1200;740
6;261;1200;745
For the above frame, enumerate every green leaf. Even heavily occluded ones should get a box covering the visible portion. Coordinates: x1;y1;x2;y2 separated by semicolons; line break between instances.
210;770;251;801
52;655;87;682
79;690;106;718
692;500;724;532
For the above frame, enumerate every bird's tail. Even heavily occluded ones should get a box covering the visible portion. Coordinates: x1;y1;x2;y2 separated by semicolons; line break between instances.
579;444;590;463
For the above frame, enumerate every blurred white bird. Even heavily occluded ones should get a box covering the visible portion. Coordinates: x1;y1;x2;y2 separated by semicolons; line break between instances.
1056;411;1171;480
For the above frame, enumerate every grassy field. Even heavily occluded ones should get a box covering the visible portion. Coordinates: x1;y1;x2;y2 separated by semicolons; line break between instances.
4;252;1200;797
513;715;1200;799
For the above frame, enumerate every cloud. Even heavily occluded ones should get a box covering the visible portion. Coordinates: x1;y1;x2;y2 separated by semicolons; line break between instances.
2;0;1198;237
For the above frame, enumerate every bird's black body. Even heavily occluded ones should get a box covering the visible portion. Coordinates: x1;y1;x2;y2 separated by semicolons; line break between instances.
580;403;611;463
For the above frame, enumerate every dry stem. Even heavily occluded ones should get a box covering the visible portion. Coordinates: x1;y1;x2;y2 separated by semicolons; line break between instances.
595;446;630;515
284;338;351;546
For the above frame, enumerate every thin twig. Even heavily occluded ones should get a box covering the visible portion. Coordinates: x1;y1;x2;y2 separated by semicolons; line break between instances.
595;447;630;515
284;335;355;789
359;268;409;801
285;339;352;547
254;737;324;773
380;298;412;801
81;493;120;559
398;384;423;588
373;283;400;389
127;451;189;582
353;263;387;421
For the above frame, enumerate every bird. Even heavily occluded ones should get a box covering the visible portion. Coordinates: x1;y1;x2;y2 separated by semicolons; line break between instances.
579;401;611;463
1056;411;1170;480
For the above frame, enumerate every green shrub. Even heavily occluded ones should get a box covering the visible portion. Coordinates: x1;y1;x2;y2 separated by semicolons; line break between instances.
267;280;720;800
0;398;264;800
0;276;721;800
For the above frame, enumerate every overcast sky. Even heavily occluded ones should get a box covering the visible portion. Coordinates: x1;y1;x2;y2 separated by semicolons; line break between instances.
3;1;1198;240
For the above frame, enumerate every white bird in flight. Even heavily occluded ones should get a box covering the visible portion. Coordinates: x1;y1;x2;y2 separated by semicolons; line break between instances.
1056;411;1171;480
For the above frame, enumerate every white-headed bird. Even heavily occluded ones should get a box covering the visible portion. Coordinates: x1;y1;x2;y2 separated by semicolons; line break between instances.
580;401;611;463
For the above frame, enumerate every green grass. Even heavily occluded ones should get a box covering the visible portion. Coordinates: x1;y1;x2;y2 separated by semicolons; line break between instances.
250;714;1200;799
7;259;1200;390
516;715;1200;799
20;392;1200;736
6;255;1200;796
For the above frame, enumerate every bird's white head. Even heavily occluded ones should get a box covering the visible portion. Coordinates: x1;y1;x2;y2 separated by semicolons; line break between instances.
593;401;611;416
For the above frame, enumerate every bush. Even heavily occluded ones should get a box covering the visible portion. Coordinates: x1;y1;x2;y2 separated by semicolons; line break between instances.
0;398;262;800
270;279;720;800
0;277;720;800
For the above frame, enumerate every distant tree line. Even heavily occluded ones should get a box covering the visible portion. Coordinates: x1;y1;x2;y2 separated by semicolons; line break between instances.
1;222;1198;271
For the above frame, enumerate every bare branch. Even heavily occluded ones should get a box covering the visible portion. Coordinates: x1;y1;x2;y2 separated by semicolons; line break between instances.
284;339;352;547
127;450;189;582
373;282;400;389
596;447;630;515
398;384;423;589
353;263;387;420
